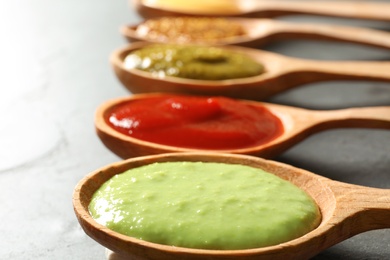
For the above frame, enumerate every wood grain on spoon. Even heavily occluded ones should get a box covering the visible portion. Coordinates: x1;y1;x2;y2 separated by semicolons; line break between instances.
133;0;390;21
95;94;390;159
73;152;390;260
111;42;390;100
121;18;390;49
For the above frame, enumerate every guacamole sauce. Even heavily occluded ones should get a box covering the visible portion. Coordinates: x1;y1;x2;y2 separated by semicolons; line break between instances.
124;44;264;80
89;162;321;250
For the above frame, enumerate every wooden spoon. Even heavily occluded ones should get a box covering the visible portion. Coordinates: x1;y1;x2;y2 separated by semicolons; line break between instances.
133;0;390;21
121;18;390;49
111;42;390;101
95;93;390;159
73;152;390;260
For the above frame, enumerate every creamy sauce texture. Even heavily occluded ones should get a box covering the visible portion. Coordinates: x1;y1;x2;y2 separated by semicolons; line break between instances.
89;162;321;250
124;44;264;80
143;0;243;15
106;95;283;150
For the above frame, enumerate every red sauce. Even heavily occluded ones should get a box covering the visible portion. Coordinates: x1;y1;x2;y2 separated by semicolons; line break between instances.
106;95;284;150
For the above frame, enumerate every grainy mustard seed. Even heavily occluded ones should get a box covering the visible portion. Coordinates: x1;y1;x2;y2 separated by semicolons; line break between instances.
135;17;246;43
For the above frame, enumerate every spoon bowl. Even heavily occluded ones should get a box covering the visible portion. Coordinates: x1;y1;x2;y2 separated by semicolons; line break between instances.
133;0;390;22
122;17;390;49
73;152;390;260
95;93;390;159
111;42;390;101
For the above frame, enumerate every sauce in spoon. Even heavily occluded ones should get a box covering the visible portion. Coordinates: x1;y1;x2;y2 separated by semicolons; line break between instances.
95;93;390;159
106;95;283;150
134;0;390;22
73;152;390;260
111;42;390;100
122;17;390;50
123;44;265;80
89;161;320;249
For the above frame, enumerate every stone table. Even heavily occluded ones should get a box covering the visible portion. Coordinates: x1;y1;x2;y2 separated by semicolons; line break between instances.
0;0;389;259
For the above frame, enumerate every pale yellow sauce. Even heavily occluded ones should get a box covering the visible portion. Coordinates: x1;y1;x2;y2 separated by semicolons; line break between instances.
143;0;243;15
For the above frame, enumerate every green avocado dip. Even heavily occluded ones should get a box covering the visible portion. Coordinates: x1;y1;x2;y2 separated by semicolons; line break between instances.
123;44;265;80
89;162;321;250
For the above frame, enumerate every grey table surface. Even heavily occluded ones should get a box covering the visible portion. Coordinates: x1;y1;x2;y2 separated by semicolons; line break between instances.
1;0;389;259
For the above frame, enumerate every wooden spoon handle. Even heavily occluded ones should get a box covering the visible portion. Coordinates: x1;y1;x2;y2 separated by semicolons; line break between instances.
289;60;390;84
252;1;390;21
267;20;390;50
329;180;390;232
311;106;390;130
258;105;390;158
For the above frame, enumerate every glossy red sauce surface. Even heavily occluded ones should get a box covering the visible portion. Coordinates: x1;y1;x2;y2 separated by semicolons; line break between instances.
106;95;284;150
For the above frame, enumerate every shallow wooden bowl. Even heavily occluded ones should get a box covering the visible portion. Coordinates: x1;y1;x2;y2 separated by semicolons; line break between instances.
73;152;390;260
111;42;390;101
132;0;390;21
95;93;390;159
121;17;390;50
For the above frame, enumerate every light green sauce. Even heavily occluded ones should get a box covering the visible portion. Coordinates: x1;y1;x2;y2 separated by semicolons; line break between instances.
124;44;264;80
89;162;321;250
